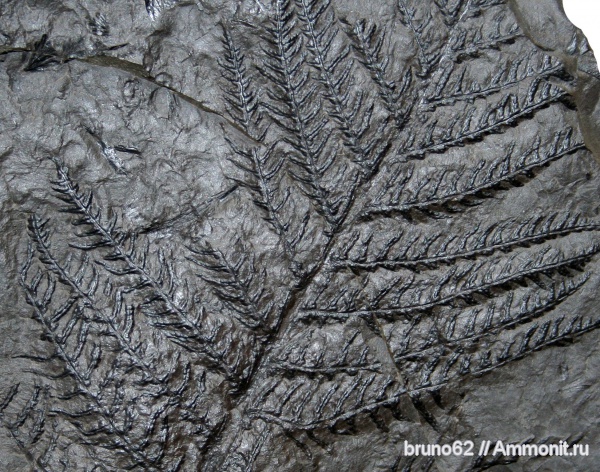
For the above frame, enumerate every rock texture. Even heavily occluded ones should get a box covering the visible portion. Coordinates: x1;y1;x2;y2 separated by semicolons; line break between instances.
0;0;598;470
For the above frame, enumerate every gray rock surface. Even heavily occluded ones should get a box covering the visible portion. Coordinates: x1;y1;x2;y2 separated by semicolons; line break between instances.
0;0;598;470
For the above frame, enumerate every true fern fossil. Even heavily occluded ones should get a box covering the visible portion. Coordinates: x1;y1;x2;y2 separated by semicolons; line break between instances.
4;0;600;470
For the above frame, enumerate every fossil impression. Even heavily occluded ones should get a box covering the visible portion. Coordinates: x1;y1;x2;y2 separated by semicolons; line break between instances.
0;0;599;470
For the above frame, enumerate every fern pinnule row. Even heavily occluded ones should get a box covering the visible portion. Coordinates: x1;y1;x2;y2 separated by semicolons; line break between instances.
252;312;597;431
260;0;345;225
49;160;248;383
0;384;54;472
424;52;563;109
347;19;413;131
295;0;385;171
268;326;381;377
391;274;590;363
333;212;600;272
221;22;314;262
27;214;179;388
19;249;173;470
364;129;584;219
187;240;273;332
395;80;567;162
397;0;440;77
302;244;600;320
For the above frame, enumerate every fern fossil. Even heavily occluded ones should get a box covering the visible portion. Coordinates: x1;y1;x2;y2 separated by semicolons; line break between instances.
4;0;600;470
